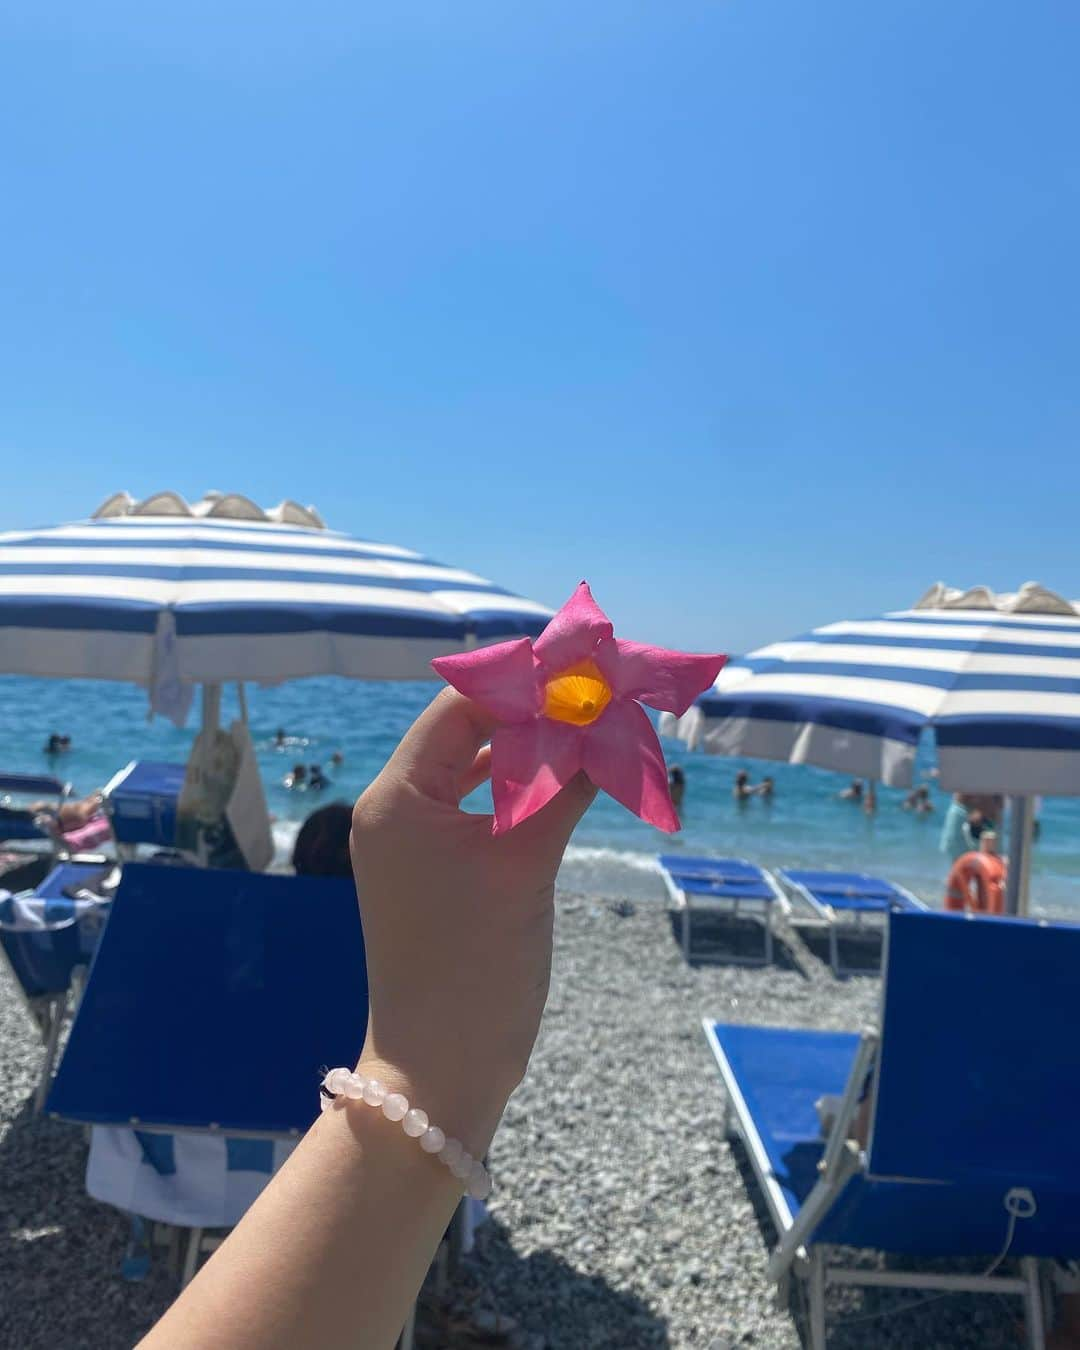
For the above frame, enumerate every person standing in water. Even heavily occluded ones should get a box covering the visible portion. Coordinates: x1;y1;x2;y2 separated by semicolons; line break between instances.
667;766;686;809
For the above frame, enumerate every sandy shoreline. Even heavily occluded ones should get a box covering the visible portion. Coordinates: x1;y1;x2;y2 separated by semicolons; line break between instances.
2;892;1021;1348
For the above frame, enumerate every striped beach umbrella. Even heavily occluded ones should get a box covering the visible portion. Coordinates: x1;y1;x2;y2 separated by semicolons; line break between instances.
0;490;553;725
660;583;1080;914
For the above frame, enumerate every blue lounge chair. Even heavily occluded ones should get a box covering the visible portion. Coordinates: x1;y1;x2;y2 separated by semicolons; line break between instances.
0;860;113;1109
776;867;926;975
703;908;1080;1349
658;854;788;964
0;771;70;844
102;760;186;855
46;865;431;1341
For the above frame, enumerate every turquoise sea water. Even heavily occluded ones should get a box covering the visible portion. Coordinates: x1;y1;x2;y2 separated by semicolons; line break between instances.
3;674;1080;919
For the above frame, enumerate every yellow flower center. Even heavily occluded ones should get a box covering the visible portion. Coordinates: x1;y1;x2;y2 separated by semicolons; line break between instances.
542;659;613;727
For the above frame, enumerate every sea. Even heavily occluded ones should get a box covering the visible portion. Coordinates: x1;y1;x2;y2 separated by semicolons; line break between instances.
4;674;1080;920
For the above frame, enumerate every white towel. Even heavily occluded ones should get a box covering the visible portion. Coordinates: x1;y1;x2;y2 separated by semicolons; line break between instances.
225;719;273;872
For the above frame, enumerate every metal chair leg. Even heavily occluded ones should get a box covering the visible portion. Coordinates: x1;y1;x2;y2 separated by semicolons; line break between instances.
682;904;691;961
181;1228;203;1287
33;996;65;1113
808;1249;827;1350
1022;1256;1046;1350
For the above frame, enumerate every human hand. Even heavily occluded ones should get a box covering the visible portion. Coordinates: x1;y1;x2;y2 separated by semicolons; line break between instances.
350;688;596;1156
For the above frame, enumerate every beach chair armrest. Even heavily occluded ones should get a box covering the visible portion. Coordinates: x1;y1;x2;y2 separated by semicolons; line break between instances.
765;1029;878;1282
767;1140;862;1283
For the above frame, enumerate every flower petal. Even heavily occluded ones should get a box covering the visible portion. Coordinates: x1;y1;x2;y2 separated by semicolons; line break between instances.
594;639;726;715
533;582;614;673
431;638;540;723
490;718;584;834
582;700;680;832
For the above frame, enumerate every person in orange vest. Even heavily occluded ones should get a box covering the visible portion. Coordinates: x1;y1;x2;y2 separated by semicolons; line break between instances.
944;832;1007;914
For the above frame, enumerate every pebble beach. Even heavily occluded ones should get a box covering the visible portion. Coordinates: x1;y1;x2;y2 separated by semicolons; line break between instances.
2;889;1024;1349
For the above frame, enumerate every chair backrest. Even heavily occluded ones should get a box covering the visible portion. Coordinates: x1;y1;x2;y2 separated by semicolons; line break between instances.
47;863;367;1135
782;869;895;900
103;760;186;846
0;905;85;997
868;909;1080;1192
0;771;67;797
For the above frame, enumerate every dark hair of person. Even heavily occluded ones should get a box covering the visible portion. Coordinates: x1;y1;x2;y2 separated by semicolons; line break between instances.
291;803;353;879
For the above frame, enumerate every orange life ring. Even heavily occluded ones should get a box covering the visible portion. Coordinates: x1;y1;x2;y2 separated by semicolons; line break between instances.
944;851;1006;915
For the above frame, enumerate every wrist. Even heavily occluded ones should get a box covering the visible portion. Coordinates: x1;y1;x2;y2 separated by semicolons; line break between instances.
322;1062;494;1200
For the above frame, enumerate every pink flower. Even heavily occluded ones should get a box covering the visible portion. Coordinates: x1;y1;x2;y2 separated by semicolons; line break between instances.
432;582;726;834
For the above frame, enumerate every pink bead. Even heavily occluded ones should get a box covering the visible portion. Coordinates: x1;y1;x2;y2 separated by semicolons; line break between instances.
403;1108;428;1138
439;1138;463;1168
450;1151;473;1181
420;1126;445;1154
382;1093;409;1122
323;1068;350;1095
362;1079;387;1107
467;1162;492;1201
342;1074;367;1100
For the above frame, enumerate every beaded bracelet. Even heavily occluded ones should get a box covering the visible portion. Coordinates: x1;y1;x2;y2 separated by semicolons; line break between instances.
320;1067;492;1201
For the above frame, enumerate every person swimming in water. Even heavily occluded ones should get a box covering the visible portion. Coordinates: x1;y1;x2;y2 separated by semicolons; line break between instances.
275;729;287;750
753;776;775;801
902;785;934;815
308;764;330;791
667;765;686;809
284;763;307;789
733;769;753;802
838;778;863;802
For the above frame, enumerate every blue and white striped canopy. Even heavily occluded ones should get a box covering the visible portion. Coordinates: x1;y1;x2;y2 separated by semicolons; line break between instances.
0;499;552;724
661;589;1080;795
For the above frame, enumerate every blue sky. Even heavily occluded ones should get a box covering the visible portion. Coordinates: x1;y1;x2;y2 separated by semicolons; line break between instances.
2;1;1078;654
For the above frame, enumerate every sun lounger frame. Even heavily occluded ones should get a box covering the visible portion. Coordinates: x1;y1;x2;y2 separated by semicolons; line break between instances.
776;869;926;976
703;1017;1046;1348
703;896;1070;1350
658;857;789;966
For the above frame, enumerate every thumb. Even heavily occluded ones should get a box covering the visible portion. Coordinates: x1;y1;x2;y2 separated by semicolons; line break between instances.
502;770;597;865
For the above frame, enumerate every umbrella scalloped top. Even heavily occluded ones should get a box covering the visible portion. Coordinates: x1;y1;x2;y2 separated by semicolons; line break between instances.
92;490;326;531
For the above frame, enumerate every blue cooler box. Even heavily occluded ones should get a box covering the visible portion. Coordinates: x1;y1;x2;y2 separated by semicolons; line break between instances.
103;761;186;846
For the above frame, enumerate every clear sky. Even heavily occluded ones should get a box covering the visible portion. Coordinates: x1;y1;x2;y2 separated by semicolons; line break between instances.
2;1;1078;654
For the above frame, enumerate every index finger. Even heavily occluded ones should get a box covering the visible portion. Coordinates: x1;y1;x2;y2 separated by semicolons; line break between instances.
390;688;499;806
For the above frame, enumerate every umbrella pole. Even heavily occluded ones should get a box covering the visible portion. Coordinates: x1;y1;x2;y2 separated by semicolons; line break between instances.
1004;794;1034;917
201;683;222;737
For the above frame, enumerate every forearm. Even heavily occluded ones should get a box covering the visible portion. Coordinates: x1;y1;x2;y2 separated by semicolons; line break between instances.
138;1092;465;1350
136;689;592;1350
